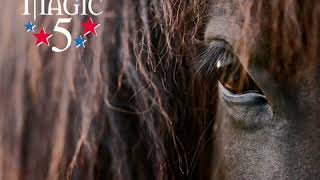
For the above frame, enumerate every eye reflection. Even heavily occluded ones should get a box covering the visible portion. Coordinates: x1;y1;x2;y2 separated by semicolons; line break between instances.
217;59;263;95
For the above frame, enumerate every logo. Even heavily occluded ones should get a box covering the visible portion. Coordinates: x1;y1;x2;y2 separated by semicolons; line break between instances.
23;0;103;52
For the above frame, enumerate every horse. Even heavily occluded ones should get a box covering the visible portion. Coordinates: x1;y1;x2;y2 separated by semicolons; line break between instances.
0;0;319;179
200;0;320;179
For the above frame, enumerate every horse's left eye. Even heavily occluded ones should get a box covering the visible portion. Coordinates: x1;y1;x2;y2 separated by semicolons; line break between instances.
217;59;263;95
197;38;263;95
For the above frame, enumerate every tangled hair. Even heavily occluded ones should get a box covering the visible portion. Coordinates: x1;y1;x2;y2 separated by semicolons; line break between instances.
0;0;213;179
1;0;319;179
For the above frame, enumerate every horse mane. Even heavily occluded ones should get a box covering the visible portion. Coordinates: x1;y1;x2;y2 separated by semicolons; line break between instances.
1;0;318;179
0;0;213;179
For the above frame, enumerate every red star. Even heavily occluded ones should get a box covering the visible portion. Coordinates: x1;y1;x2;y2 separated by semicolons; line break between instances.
81;17;100;36
33;28;52;46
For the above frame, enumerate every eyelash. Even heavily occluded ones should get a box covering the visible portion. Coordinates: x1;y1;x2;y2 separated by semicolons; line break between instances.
195;39;236;79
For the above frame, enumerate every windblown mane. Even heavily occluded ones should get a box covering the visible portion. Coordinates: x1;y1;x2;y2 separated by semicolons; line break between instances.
0;0;213;179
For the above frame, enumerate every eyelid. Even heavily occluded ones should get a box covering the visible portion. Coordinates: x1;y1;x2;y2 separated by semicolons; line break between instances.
208;38;233;50
219;82;267;105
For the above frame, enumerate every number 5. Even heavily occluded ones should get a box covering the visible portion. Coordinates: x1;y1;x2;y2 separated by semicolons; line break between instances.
52;18;72;53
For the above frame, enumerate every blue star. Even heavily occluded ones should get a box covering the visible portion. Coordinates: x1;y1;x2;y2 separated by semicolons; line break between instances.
74;35;87;48
24;22;35;32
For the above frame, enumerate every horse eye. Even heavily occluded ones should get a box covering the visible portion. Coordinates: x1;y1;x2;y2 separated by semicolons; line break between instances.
218;60;263;95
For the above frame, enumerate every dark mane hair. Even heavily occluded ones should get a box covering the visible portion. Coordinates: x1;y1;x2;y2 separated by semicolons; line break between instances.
0;0;214;179
1;0;319;179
